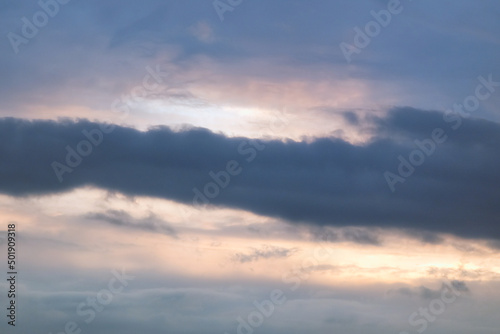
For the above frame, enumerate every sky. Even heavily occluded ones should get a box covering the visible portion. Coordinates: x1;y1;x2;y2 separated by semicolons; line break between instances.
1;0;500;333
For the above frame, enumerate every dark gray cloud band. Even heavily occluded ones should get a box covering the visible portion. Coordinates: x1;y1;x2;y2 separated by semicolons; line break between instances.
1;107;500;239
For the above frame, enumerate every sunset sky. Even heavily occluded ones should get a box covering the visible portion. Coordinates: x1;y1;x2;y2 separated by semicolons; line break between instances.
1;1;500;333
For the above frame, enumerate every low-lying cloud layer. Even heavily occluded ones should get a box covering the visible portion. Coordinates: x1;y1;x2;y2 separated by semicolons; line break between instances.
1;107;500;240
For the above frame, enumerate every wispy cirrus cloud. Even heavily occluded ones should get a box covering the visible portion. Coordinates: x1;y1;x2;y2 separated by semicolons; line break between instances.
232;245;298;263
85;209;177;237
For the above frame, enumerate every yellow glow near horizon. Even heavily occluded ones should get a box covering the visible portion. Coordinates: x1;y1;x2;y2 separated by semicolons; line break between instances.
1;188;499;287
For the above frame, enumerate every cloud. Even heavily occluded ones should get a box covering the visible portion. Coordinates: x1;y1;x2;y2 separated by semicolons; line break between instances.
427;266;500;281
2;0;499;121
403;229;444;245
85;209;177;237
189;21;215;44
310;226;382;245
300;264;339;275
1;107;500;240
389;280;470;300
233;245;297;263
